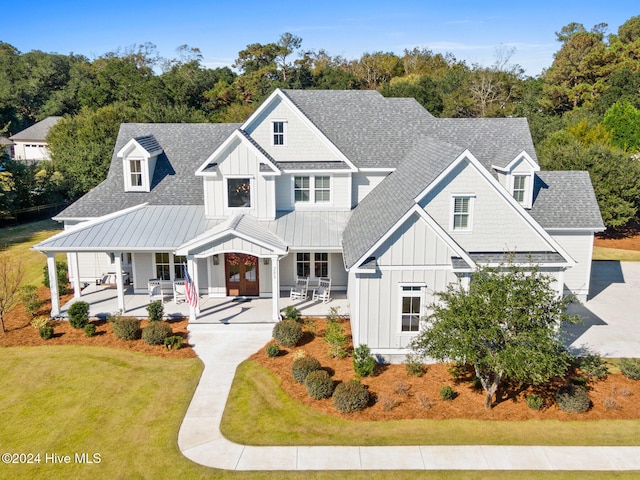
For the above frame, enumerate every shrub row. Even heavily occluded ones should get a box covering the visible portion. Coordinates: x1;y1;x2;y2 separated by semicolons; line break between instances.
619;358;640;380
272;319;303;348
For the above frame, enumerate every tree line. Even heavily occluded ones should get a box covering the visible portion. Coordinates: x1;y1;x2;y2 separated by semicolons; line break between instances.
1;16;640;230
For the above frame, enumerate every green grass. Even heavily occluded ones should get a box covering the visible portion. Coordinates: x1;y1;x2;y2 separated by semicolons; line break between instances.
0;219;64;286
222;361;640;447
592;246;640;262
0;347;638;480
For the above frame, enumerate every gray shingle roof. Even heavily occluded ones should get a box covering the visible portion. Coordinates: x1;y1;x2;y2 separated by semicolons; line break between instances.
529;171;605;230
282;89;436;169
9;116;61;141
278;161;351;170
56;123;239;219
342;136;466;269
134;135;162;154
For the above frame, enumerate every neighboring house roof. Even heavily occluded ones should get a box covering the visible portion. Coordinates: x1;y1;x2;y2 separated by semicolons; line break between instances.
0;136;14;146
342;136;465;269
56;123;239;219
9;116;62;141
281;89;436;169
529;171;605;230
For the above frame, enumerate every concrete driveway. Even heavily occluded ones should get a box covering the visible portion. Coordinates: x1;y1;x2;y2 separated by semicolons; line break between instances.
564;261;640;357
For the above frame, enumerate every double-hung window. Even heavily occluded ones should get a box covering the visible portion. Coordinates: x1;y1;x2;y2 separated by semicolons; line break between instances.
296;252;329;279
294;176;331;204
272;121;285;145
129;159;143;187
513;175;527;203
451;195;473;231
401;285;422;332
314;253;328;278
155;253;171;280
296;253;311;277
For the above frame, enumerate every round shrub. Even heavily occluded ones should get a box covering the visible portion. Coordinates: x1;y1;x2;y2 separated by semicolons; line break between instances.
112;317;141;340
272;319;303;348
68;301;90;329
265;343;280;358
619;358;640;380
353;344;377;378
164;335;184;350
291;356;321;383
39;325;54;340
142;321;173;345
555;384;591;413
526;394;544;410
332;380;369;413
439;385;456;401
146;301;164;321
84;323;97;337
304;370;335;399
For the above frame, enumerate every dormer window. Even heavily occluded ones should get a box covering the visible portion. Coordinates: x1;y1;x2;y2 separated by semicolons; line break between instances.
512;175;527;203
130;159;143;187
272;120;286;146
117;135;163;193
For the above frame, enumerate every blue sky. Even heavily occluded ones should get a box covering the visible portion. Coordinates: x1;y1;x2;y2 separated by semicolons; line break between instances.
3;1;638;76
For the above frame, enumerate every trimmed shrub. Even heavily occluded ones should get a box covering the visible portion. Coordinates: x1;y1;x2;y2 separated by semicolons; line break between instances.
578;353;608;380
404;353;425;377
142;321;172;345
43;260;69;295
68;301;90;329
439;385;456;401
146;301;164;321
84;323;97;337
333;380;369;413
619;358;640;380
353;344;376;378
112;317;141;340
30;316;49;330
272;319;303;348
20;285;43;317
39;325;54;340
265;343;280;358
164;336;184;350
555;384;591;413
304;370;335;399
282;305;301;322
526;394;544;410
291;356;321;383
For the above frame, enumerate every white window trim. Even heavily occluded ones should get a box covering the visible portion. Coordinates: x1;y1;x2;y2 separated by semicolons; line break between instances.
123;156;149;192
153;253;188;281
293;251;331;280
399;283;426;334
292;175;333;207
224;176;255;211
510;173;533;208
271;119;287;146
449;194;475;233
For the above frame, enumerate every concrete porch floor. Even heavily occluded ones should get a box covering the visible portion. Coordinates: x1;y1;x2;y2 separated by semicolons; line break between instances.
60;284;349;323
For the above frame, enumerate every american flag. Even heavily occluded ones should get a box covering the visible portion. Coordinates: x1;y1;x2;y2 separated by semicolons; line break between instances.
183;264;198;308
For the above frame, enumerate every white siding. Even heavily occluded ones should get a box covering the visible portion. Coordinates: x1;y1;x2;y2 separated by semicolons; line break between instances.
275;173;351;212
421;159;551;252
352;172;389;207
550;231;595;300
245;97;339;162
279;251;347;289
208;256;226;296
132;252;153;293
275;175;293;211
72;252;113;283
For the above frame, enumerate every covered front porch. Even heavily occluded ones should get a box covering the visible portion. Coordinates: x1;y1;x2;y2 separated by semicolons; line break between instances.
59;283;349;324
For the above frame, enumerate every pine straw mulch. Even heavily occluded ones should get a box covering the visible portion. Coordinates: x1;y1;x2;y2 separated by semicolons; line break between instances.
250;318;640;421
0;286;196;359
595;224;640;250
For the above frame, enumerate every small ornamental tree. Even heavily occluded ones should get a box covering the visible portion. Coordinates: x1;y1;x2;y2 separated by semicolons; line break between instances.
409;261;577;409
0;254;24;334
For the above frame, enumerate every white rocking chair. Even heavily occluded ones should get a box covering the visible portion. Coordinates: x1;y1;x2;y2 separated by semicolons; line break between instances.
148;279;164;302
173;280;186;304
290;276;309;301
312;277;331;303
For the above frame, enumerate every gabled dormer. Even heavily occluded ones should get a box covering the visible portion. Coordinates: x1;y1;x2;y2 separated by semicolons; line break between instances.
117;135;163;192
492;151;539;209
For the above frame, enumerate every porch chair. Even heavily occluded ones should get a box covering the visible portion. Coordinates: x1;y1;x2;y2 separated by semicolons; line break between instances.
148;279;164;303
173;280;186;304
312;277;331;303
290;276;309;301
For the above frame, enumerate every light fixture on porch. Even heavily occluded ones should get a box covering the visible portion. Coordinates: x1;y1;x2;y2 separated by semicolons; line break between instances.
263;257;270;265
212;255;219;265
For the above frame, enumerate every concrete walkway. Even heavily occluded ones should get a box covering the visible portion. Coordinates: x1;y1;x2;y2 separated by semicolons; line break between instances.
178;323;640;472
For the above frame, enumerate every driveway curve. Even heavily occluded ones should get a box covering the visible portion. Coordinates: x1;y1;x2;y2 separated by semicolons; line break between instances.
178;323;640;471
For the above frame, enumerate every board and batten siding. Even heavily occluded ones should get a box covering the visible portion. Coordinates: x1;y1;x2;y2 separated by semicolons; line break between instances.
421;158;551;252
203;137;275;219
549;231;595;300
132;252;153;293
245;96;339;162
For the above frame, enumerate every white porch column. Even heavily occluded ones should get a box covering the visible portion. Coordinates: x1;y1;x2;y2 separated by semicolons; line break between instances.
47;253;60;317
114;252;125;312
187;255;199;321
71;252;82;298
272;255;280;321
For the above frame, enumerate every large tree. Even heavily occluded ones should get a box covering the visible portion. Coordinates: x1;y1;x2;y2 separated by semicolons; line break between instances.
409;263;575;409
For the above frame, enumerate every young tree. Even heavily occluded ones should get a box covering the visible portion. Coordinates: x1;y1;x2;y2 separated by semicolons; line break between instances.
0;253;24;334
409;263;576;409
